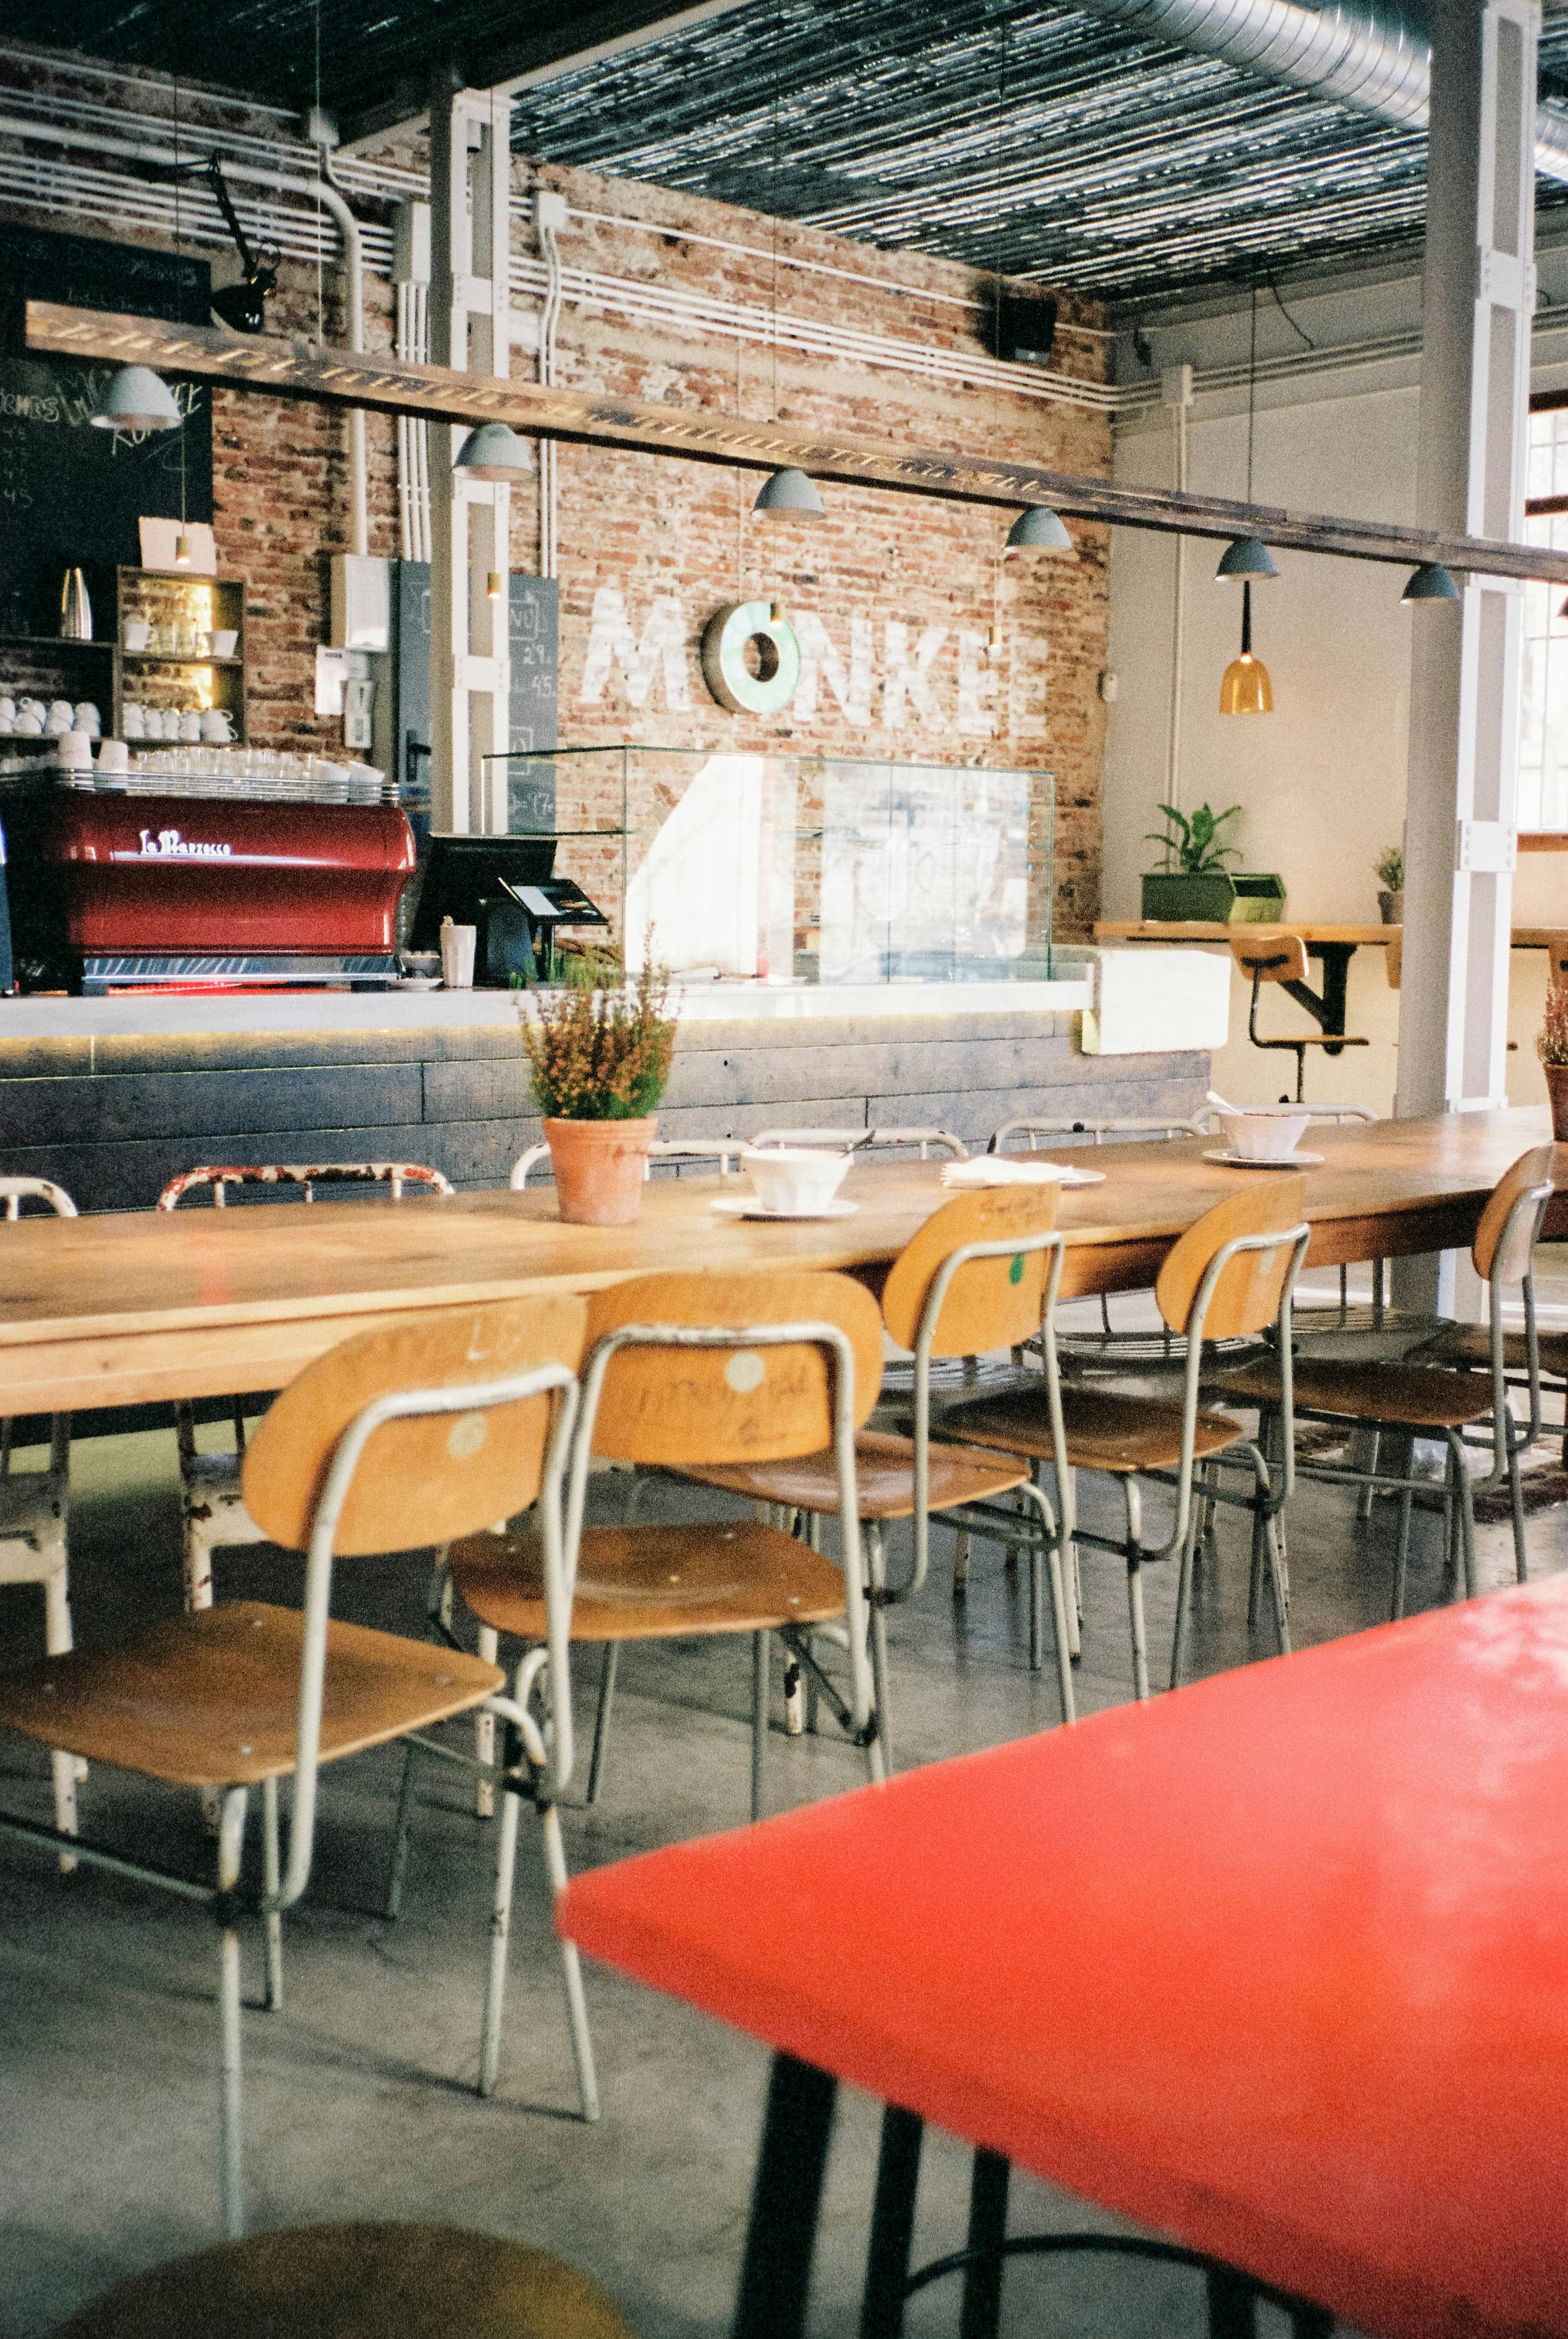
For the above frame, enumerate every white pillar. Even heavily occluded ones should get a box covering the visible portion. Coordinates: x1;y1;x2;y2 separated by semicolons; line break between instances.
428;84;514;836
1396;0;1536;1132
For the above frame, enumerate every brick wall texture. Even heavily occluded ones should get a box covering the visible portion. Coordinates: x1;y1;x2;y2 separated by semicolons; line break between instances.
0;56;1111;939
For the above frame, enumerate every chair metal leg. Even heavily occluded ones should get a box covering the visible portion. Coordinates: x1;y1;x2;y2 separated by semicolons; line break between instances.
865;1522;894;1778
952;1530;971;1596
1357;1429;1380;1523
1507;1432;1529;1583
1043;1540;1075;1726
1206;2265;1259;2338
1452;1437;1478;1601
479;1778;522;2100
1170;1499;1202;1692
216;1785;249;2241
474;1625;499;1819
860;2105;923;2339
539;1795;601;2122
260;1773;283;2013
585;1640;619;1804
385;1738;421;1919
1392;1487;1414;1622
1264;1516;1291;1654
42;1560;78;1855
960;2151;1010;2339
1126;1560;1151;1702
752;1630;769;1823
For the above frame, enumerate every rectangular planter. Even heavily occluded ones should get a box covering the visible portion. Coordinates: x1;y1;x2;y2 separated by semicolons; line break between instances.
1141;871;1287;924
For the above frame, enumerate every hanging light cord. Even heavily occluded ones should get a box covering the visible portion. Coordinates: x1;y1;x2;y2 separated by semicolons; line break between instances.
1246;274;1258;504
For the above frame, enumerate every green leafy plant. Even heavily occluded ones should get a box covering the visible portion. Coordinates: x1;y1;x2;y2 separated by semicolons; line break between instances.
1539;986;1568;1069
520;949;676;1121
1375;847;1404;891
1145;801;1242;875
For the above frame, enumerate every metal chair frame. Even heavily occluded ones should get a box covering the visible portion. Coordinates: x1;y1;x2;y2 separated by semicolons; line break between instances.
750;1126;969;1160
0;1351;595;2240
0;1178;80;1842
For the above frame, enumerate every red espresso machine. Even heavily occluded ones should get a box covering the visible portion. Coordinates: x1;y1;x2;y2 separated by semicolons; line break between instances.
5;790;417;992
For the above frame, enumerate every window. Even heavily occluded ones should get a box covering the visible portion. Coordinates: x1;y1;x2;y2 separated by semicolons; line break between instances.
1520;398;1568;832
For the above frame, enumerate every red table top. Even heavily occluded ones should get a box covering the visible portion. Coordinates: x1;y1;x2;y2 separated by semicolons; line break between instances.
561;1580;1568;2339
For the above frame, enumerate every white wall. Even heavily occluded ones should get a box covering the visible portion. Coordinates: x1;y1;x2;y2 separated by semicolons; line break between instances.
1102;260;1568;1113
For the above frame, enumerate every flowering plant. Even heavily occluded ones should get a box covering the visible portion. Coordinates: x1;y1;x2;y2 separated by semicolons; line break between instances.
521;951;676;1121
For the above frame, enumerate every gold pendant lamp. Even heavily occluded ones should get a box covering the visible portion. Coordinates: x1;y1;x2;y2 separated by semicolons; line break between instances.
1219;580;1272;713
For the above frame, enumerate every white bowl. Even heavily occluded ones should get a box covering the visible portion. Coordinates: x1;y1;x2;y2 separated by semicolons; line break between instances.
741;1146;852;1214
1218;1109;1311;1161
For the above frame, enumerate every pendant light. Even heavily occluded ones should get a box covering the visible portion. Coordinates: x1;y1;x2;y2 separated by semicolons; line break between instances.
1217;280;1274;712
90;366;183;433
1219;580;1272;714
453;422;534;480
752;465;823;518
1402;561;1460;603
1004;504;1073;555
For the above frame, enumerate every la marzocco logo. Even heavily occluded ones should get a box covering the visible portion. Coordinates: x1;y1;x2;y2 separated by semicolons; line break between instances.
137;828;233;860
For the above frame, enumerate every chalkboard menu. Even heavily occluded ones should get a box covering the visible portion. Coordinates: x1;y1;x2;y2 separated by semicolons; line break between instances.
387;559;559;832
0;227;212;634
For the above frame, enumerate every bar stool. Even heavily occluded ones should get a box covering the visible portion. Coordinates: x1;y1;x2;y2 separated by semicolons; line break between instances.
48;2222;635;2339
1231;931;1370;1101
0;1177;81;1841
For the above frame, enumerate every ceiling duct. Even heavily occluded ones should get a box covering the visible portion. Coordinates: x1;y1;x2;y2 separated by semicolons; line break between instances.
1074;0;1568;184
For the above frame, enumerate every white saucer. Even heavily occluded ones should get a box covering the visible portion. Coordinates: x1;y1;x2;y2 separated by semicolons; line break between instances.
710;1196;858;1222
1203;1149;1323;1170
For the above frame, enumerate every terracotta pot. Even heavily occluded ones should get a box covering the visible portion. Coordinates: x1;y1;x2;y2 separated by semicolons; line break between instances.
544;1115;657;1225
1544;1063;1568;1142
1377;890;1403;926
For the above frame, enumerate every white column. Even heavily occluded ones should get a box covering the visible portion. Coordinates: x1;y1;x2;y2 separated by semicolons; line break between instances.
428;84;514;835
1396;0;1536;1133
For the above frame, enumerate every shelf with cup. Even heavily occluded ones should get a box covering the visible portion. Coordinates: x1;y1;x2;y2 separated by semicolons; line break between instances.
113;565;247;748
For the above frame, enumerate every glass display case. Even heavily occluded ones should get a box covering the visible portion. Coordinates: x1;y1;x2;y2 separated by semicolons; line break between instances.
485;746;1056;987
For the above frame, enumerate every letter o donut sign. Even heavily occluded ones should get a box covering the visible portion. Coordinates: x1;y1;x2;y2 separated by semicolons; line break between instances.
701;600;802;715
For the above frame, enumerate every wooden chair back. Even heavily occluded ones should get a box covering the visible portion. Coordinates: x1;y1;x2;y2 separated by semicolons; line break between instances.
1385;932;1402;989
242;1295;587;1555
881;1187;1060;1358
1472;1145;1560;1284
1155;1179;1308;1340
1544;931;1568;991
582;1271;883;1467
1230;931;1309;986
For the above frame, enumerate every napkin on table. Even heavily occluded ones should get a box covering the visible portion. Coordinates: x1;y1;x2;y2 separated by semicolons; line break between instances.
940;1156;1105;1189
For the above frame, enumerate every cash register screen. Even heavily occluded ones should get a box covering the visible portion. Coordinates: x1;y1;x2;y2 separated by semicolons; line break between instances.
408;835;557;951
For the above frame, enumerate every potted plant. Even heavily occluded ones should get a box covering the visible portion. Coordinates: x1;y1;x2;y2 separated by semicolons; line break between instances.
1374;847;1404;925
1539;985;1568;1140
1141;803;1285;922
520;952;677;1225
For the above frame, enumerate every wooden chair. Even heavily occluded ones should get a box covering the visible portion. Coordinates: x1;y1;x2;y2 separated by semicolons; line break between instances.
47;2221;635;2339
157;1163;457;1617
938;1184;1312;1698
0;1293;595;2238
1227;1146;1561;1613
638;1195;1077;1763
442;1269;890;1825
1230;932;1370;1101
0;1177;82;1842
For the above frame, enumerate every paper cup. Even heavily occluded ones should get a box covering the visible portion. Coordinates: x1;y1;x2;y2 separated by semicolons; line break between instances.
440;923;478;988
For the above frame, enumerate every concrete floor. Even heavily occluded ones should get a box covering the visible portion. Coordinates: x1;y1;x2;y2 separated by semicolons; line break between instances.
1;1294;1563;2339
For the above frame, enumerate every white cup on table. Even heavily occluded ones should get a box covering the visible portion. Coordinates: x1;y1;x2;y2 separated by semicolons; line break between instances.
440;919;477;989
740;1146;852;1214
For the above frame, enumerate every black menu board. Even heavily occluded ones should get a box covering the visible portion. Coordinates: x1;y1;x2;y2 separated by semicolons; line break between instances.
0;226;212;631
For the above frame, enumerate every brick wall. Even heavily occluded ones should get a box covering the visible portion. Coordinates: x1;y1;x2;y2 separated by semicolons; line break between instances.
0;52;1112;934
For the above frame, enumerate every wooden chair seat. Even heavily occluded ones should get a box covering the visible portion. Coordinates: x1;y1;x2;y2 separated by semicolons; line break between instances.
48;2219;635;2339
449;1519;848;1643
0;1602;502;1791
1416;1322;1568;1379
1221;1356;1497;1431
941;1384;1247;1475
677;1427;1028;1520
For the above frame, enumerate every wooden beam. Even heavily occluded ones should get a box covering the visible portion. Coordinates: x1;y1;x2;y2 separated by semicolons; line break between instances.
31;300;1568;588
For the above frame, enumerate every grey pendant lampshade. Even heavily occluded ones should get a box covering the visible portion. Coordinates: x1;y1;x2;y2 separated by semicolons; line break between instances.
753;466;824;518
1004;505;1073;555
1401;562;1461;603
1215;535;1279;581
454;423;534;480
90;366;183;432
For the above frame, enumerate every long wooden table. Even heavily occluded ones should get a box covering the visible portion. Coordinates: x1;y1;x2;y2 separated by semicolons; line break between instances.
0;1109;1551;1417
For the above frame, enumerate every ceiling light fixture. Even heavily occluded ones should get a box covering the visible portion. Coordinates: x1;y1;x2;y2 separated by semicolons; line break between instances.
1219;580;1272;714
1004;504;1073;556
90;365;183;432
752;464;823;519
1215;534;1278;580
1402;561;1461;603
454;423;534;480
